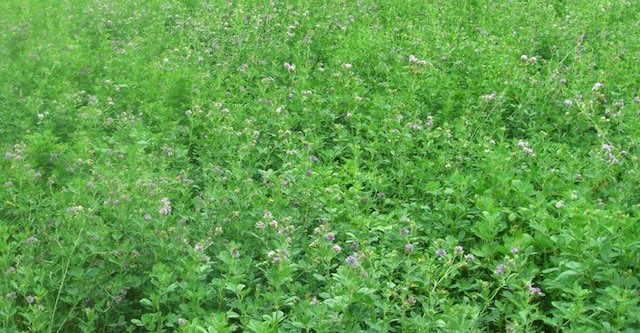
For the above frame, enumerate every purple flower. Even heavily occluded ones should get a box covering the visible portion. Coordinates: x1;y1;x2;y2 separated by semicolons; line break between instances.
435;249;446;257
345;255;359;267
405;243;414;253
25;295;35;304
454;246;464;254
400;227;409;236
177;318;187;326
350;242;359;250
495;264;507;275
464;253;476;261
162;146;174;156
332;245;342;253
25;236;39;245
511;247;520;255
309;155;319;162
529;286;544;296
325;233;335;242
4;152;13;160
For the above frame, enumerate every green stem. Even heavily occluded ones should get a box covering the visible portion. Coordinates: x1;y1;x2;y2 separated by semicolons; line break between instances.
473;280;506;329
430;262;455;295
50;227;84;333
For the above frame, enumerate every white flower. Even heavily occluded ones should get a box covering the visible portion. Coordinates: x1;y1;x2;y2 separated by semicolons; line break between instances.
481;91;497;102
409;54;427;65
592;82;604;91
284;62;296;72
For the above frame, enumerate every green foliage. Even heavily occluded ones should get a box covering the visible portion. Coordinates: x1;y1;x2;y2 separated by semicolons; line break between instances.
1;0;639;331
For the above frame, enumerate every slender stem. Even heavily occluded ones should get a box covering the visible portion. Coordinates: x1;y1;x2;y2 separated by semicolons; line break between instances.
49;227;84;333
430;262;455;295
473;280;506;329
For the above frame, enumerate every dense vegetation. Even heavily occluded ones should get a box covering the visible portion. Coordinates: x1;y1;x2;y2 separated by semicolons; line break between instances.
1;0;639;331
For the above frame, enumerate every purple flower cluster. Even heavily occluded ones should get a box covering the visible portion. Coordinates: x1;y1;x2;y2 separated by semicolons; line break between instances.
602;143;620;164
345;255;359;267
404;243;414;253
529;285;544;296
517;140;534;156
159;197;171;215
267;248;289;264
